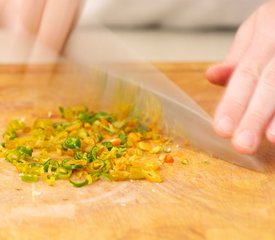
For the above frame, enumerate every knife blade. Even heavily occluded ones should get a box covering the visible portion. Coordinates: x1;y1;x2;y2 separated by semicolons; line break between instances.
59;25;274;171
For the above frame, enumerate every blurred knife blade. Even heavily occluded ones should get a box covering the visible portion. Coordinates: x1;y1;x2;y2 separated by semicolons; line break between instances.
59;25;275;171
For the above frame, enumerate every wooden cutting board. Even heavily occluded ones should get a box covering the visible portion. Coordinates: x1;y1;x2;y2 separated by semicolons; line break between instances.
0;63;274;240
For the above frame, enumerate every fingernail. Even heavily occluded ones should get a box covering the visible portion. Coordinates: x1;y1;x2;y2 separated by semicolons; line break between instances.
206;65;220;81
267;125;275;142
216;116;234;136
269;129;275;138
234;130;256;150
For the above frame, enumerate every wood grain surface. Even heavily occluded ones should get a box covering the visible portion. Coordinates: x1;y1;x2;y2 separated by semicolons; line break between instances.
0;63;274;240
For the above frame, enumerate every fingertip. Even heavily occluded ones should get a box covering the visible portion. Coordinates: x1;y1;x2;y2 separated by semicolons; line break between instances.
232;143;257;155
265;117;275;144
214;115;235;138
266;129;275;145
266;134;275;145
205;64;222;84
206;63;235;86
232;129;259;155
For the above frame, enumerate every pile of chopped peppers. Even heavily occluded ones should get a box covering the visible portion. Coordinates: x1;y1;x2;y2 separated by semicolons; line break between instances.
0;106;174;187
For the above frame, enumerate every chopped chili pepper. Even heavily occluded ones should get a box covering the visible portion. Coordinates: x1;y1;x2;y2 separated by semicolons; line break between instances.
110;138;121;146
164;154;174;163
62;136;81;150
69;178;89;188
21;174;39;183
0;106;174;187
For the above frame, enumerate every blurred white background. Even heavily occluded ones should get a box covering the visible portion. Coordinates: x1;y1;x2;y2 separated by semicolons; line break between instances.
75;0;264;62
104;29;234;61
0;0;264;63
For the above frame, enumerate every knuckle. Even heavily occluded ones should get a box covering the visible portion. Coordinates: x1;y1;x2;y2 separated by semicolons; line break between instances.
237;66;259;84
261;70;275;90
228;98;246;110
220;97;246;115
246;109;269;126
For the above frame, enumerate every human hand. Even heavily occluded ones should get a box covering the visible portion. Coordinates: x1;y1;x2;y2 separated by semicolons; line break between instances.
206;1;275;154
0;0;82;54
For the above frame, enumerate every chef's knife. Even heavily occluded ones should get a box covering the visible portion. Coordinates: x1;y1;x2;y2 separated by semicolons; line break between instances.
58;25;275;171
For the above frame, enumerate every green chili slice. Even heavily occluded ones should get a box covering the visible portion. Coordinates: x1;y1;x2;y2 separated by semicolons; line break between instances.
90;112;113;124
62;136;81;150
5;150;21;162
118;133;127;144
69;178;89;188
100;173;112;181
53;122;68;131
26;163;43;175
55;167;72;179
102;124;115;134
87;146;98;163
93;159;106;170
16;146;33;157
62;159;84;170
78;111;91;123
8;130;17;140
43;159;51;172
74;151;87;160
94;133;103;142
101;142;113;151
21;174;39;183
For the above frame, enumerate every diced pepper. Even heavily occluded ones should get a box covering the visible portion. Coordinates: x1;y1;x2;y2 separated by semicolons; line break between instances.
69;178;89;188
62;136;81;150
110;138;121;146
21;174;39;183
164;154;174;163
0;106;174;187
